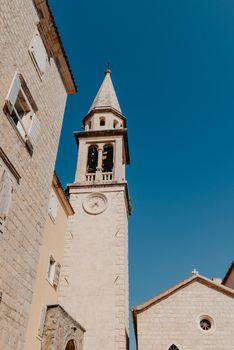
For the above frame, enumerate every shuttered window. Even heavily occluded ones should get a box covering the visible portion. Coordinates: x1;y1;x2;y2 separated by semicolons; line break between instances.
0;161;13;234
53;262;61;287
5;73;40;151
30;30;48;75
38;305;47;338
48;192;58;222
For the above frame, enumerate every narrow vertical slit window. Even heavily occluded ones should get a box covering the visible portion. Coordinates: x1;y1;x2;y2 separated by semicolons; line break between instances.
100;117;105;126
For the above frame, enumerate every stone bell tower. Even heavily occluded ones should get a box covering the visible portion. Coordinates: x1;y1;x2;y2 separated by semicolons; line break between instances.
59;69;131;350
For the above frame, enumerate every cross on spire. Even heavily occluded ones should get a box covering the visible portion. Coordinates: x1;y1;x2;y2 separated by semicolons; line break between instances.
105;62;112;74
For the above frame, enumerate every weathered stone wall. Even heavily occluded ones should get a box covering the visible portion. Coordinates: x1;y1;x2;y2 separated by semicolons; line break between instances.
41;305;85;350
136;281;234;350
0;1;67;348
58;184;129;350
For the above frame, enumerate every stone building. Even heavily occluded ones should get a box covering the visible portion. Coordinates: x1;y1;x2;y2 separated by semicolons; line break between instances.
0;1;76;348
222;261;234;289
58;68;131;350
24;172;85;350
132;272;234;350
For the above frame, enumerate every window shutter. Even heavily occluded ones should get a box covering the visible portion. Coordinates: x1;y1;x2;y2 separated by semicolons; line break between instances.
5;73;21;113
53;262;61;287
28;114;41;147
38;305;47;338
49;194;58;221
31;33;48;74
0;170;13;220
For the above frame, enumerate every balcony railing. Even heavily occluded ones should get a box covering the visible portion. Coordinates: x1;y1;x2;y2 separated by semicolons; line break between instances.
85;172;113;182
86;174;96;182
102;172;113;181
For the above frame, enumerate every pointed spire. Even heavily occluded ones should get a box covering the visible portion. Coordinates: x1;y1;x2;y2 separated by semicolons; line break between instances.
88;69;122;113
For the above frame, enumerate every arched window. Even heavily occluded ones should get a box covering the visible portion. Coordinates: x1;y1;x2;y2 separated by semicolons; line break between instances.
102;144;113;173
113;119;118;128
169;345;179;350
65;339;76;350
87;145;98;173
100;117;105;126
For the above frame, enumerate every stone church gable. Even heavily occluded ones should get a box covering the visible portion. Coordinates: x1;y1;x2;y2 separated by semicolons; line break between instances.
133;275;234;350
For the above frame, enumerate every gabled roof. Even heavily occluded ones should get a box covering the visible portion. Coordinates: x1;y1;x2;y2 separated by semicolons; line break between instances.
133;274;234;315
222;261;234;286
88;70;122;113
132;273;234;345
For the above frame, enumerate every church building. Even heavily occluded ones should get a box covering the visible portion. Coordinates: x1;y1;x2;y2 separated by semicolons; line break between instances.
133;271;234;350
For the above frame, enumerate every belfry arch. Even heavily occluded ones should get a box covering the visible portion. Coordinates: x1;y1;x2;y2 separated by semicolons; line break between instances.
102;144;114;173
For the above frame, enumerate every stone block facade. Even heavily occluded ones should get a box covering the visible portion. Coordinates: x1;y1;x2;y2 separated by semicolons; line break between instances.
0;1;75;348
58;184;129;350
134;280;234;350
41;305;85;350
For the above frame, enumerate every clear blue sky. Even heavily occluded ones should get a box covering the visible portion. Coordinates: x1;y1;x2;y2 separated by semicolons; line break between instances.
51;0;234;348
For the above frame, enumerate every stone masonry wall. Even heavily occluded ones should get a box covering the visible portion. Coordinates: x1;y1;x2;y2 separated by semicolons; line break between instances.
0;1;68;348
58;184;129;350
136;281;234;350
41;305;85;350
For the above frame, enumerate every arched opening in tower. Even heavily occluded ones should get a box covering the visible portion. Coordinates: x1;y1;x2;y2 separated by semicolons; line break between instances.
87;145;98;173
102;144;114;173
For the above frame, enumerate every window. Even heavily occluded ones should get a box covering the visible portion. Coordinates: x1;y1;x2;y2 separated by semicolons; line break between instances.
113;119;118;128
169;345;179;350
100;117;105;126
29;29;48;76
0;162;13;234
198;315;214;332
5;73;40;151
87;145;98;173
47;255;61;288
102;145;114;173
200;319;211;330
48;192;58;222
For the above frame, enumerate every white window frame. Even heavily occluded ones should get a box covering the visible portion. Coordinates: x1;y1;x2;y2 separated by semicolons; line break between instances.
5;72;40;152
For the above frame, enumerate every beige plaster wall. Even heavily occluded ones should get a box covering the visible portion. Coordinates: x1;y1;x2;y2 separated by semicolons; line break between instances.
24;186;69;350
136;281;234;350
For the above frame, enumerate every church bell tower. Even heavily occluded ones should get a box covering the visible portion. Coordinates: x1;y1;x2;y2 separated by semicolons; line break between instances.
59;69;131;350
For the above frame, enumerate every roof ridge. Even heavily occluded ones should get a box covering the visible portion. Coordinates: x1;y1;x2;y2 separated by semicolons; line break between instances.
133;274;234;313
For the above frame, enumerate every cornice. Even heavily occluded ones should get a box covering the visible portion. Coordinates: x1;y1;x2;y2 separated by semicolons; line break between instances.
33;0;77;94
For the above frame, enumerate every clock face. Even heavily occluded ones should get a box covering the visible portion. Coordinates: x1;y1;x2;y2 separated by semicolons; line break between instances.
83;193;108;215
